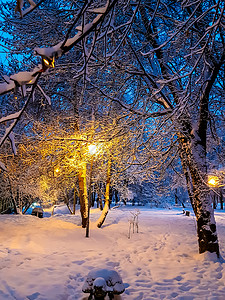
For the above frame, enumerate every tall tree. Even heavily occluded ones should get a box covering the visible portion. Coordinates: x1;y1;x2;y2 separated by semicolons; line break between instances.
101;0;224;257
1;0;225;257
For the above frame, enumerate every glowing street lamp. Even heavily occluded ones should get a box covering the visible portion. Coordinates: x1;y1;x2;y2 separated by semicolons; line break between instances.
54;168;60;178
42;57;55;69
88;144;98;155
55;168;60;174
208;174;223;210
208;175;219;187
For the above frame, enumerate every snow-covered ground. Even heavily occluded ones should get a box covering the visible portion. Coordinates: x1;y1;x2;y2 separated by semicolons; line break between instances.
1;205;225;300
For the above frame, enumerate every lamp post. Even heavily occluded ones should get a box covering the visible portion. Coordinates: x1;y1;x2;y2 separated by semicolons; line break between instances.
52;167;60;214
86;144;98;238
208;175;223;210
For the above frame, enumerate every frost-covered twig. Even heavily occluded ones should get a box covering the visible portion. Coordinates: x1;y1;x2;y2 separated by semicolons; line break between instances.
90;82;172;118
0;72;42;150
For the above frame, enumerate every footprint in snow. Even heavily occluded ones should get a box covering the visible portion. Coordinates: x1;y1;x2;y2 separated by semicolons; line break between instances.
179;284;192;292
135;279;151;288
72;260;85;265
106;261;120;267
25;257;32;261
213;271;222;279
69;273;82;280
170;292;179;298
27;292;41;300
174;275;184;281
46;267;55;271
133;292;144;300
215;265;223;272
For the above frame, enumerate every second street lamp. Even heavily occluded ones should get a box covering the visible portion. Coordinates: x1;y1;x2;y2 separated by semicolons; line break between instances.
208;174;224;210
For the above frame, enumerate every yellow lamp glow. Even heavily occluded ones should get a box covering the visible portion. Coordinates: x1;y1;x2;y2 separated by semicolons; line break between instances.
88;144;98;155
43;58;50;66
43;57;55;68
208;175;219;187
55;168;60;173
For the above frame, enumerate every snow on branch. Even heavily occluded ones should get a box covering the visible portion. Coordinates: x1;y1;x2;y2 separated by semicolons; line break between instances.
0;119;17;150
0;161;7;171
90;82;172;118
0;111;22;125
34;0;114;60
34;44;63;61
1;1;117;97
37;84;51;105
88;6;109;14
141;2;217;56
11;70;38;85
9;132;17;155
0;80;15;95
106;1;140;59
15;0;45;19
0;0;118;153
1;1;116;97
0;73;42;152
0;114;18;155
0;64;42;96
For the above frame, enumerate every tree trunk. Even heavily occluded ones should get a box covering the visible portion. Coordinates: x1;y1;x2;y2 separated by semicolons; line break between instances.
213;193;217;210
178;133;195;213
194;187;219;256
96;182;103;210
6;175;18;214
91;191;95;207
73;187;77;215
97;158;111;228
191;135;219;256
115;189;119;204
78;163;88;228
219;189;223;210
179;133;220;257
86;158;94;237
175;188;178;205
65;189;73;214
185;167;219;256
